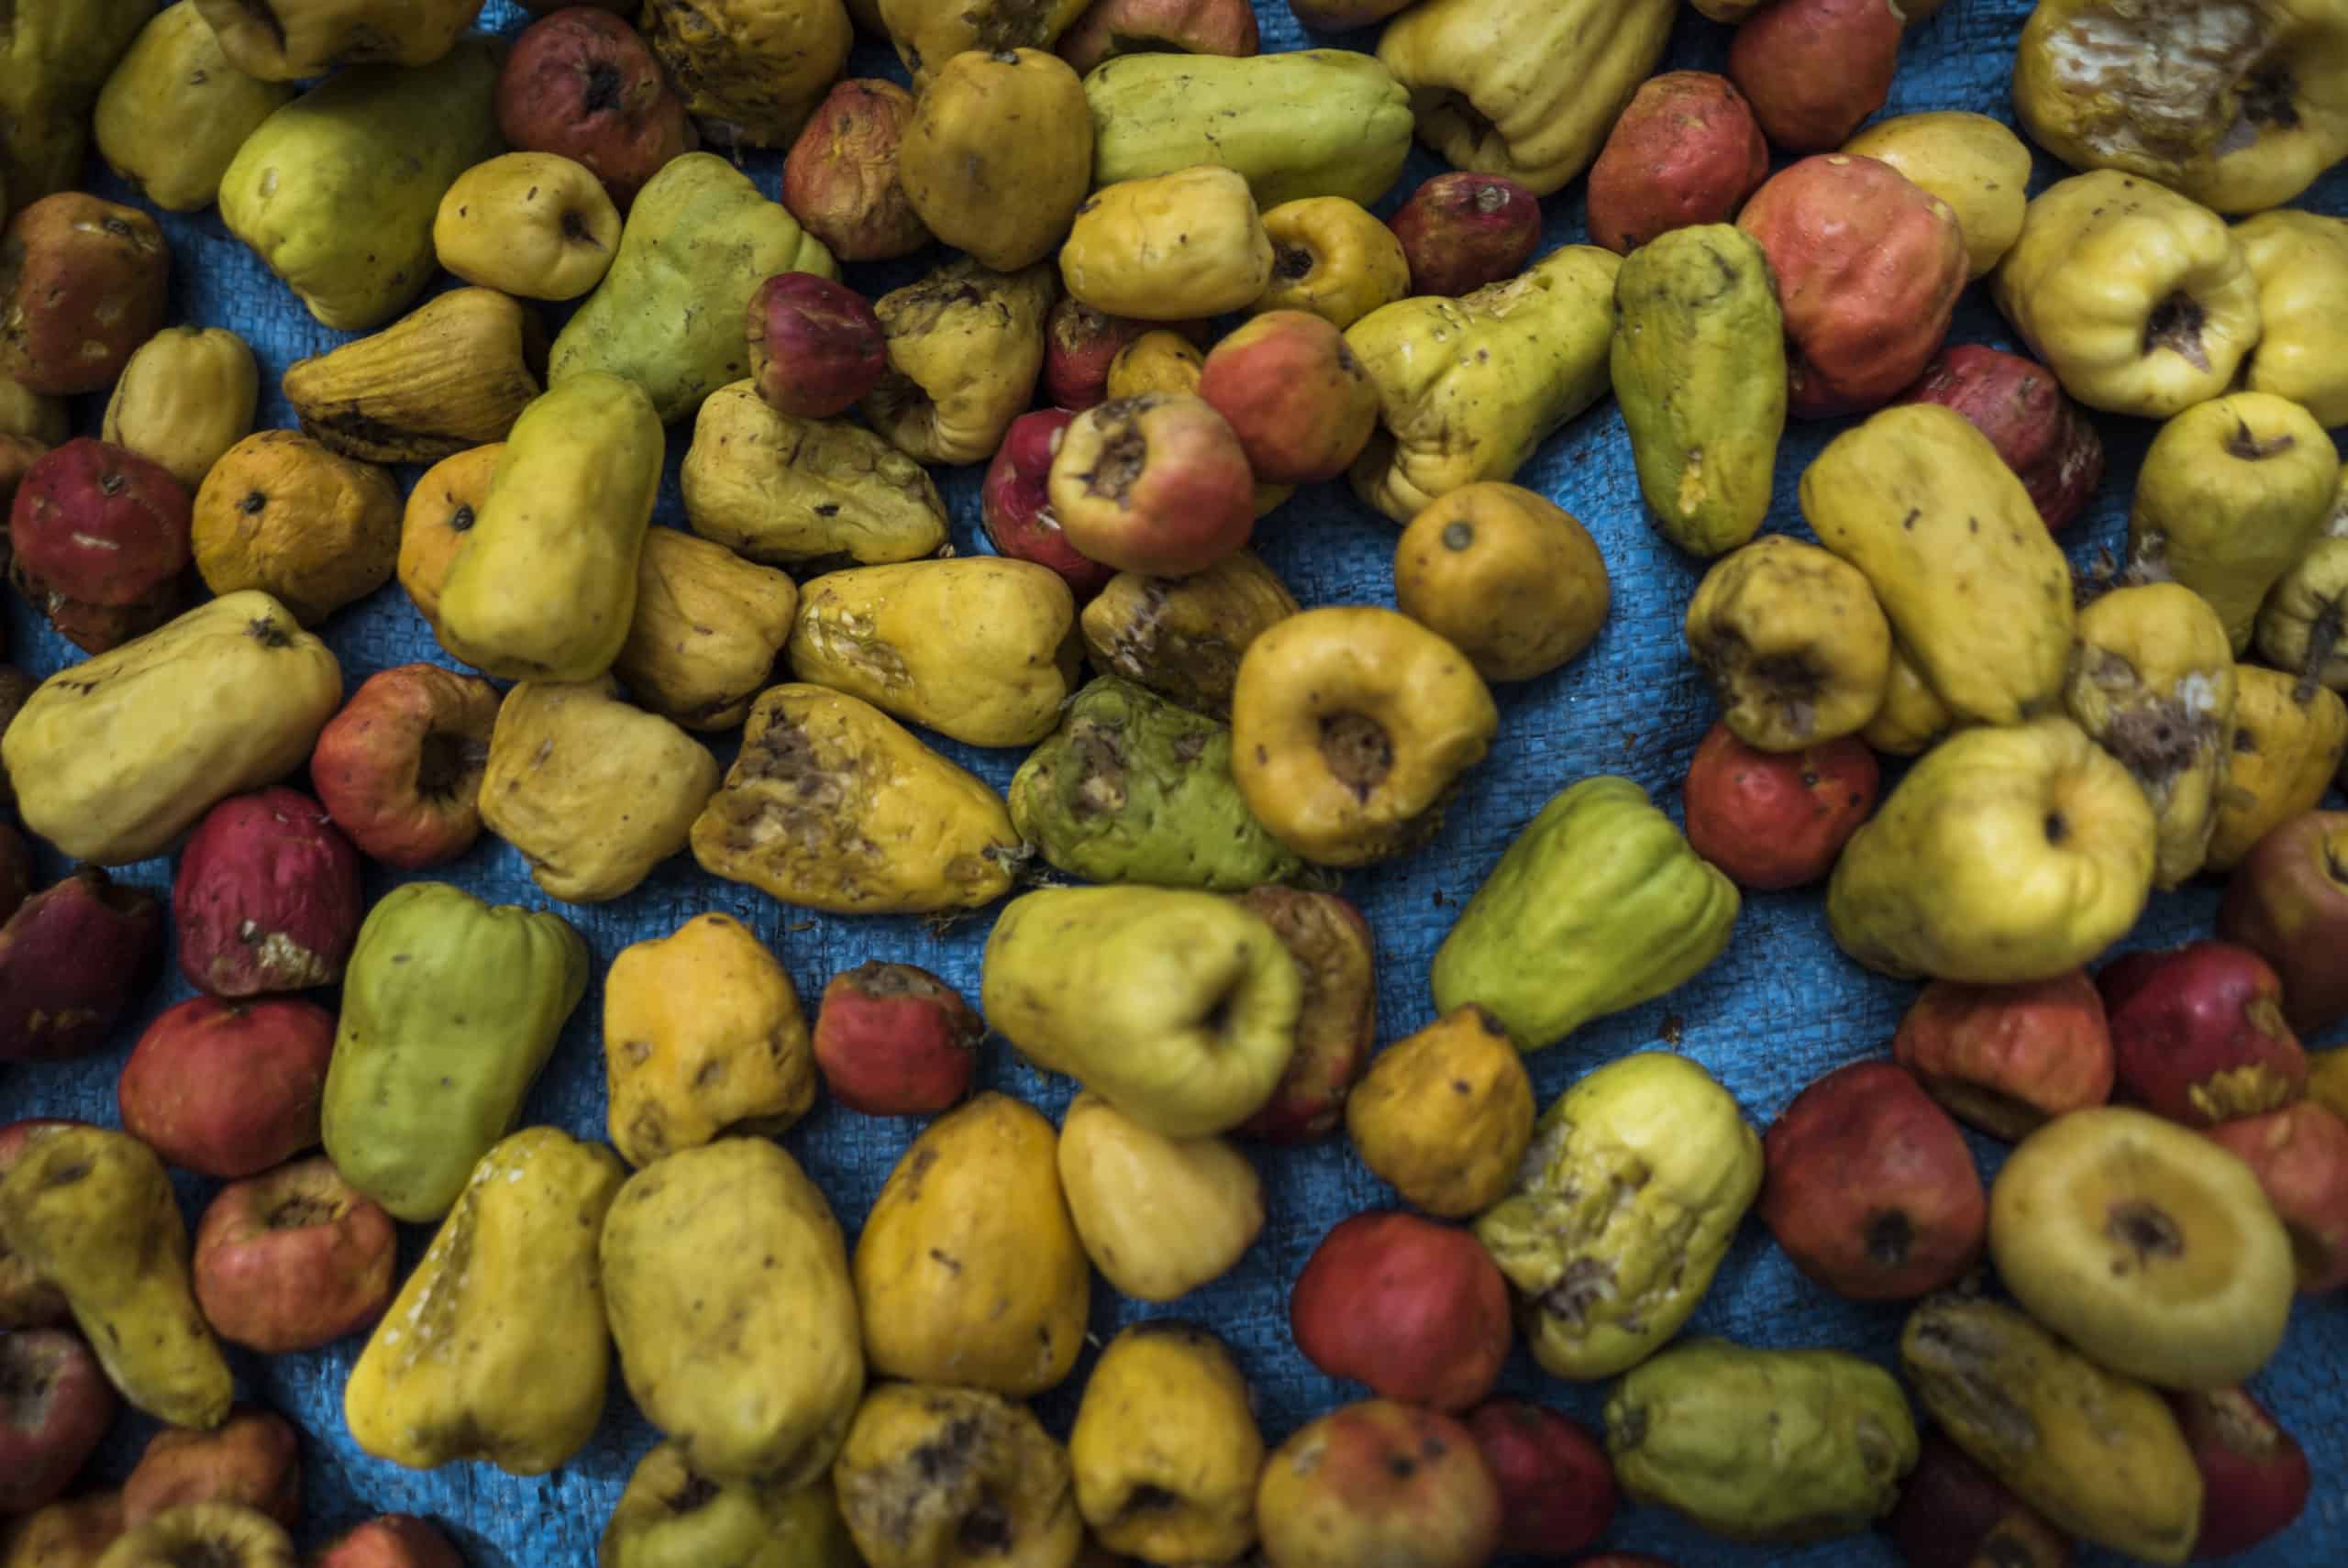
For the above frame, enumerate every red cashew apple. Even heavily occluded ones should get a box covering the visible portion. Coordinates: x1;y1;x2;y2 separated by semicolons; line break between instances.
1728;0;1903;151
1048;393;1257;578
1759;1061;1986;1299
313;1516;468;1568
2165;1386;2311;1559
811;961;983;1116
173;787;362;998
0;193;171;396
1058;0;1259;73
781;79;931;263
1194;311;1380;485
1883;1430;2072;1568
1463;1400;1614;1559
981;409;1117;600
1046;299;1187;413
120;1407;302;1529
1389;174;1543;298
1892;971;2114;1140
2099;941;2308;1126
1290;1211;1512;1412
8;437;190;655
1896;346;2105;533
493;7;698;208
192;1157;399;1354
0;868;162;1064
1586;72;1770;256
0;1330;117;1516
747;273;888;420
2218;810;2348;1038
308;663;502;869
1257;1400;1502;1568
1234;887;1376;1143
2205;1102;2348;1293
1682;722;1879;890
117;997;336;1180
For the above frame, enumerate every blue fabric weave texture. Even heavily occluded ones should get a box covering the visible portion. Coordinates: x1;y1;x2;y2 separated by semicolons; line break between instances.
5;0;2345;1563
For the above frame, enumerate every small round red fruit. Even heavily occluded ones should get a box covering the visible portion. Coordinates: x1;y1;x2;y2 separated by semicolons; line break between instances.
1682;721;1879;889
1463;1400;1614;1558
812;961;983;1116
1290;1210;1511;1412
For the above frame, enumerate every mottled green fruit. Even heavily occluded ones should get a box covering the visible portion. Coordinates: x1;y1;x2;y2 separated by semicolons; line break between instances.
600;1442;858;1568
551;153;837;424
1009;676;1303;891
1432;776;1739;1051
1611;225;1785;558
322;883;590;1221
1475;1053;1761;1381
216;39;504;331
1605;1339;1919;1541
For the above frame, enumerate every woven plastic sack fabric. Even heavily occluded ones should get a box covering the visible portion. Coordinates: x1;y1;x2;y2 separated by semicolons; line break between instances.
6;0;2347;1561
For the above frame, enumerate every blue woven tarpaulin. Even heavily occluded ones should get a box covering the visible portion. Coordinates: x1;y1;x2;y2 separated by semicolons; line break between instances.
5;0;2345;1562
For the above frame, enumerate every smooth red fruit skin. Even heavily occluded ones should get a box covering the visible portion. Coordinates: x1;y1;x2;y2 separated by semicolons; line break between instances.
981;410;1116;600
1389;173;1543;298
2205;1102;2348;1293
1234;888;1376;1143
494;8;697;208
192;1156;399;1355
173;787;362;998
313;1516;468;1568
2218;811;2348;1038
120;1407;301;1529
746;272;888;420
1194;311;1380;484
0;868;161;1064
1463;1401;1614;1558
1883;1430;2073;1568
1683;722;1878;890
1759;1060;1986;1299
0;1121;87;1328
309;663;501;870
1586;72;1771;256
2099;941;2309;1127
1896;346;2105;532
1047;299;1151;413
0;1330;118;1515
8;438;191;606
118;997;336;1180
1728;0;1902;151
1892;971;2114;1140
2166;1386;2311;1559
812;962;982;1116
1290;1211;1512;1412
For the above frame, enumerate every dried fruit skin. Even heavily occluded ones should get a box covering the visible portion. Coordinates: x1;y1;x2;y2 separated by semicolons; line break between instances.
1843;111;2033;281
831;1382;1083;1568
983;408;1115;598
1080;551;1298;720
2208;667;2348;871
681;380;948;568
1253;196;1412;330
860;256;1053;466
2098;941;2308;1126
0;193;170;395
639;0;851;148
117;998;334;1180
8;438;192;654
615;527;800;733
191;0;486;80
1234;886;1377;1144
600;1443;855;1568
1586;71;1770;255
897;48;1092;274
1059;0;1258;73
1062;168;1275;322
120;1407;301;1528
1291;1211;1512;1412
495;8;698;209
1196;310;1379;485
1684;536;1890;751
1049;394;1258;580
781;78;930;261
101;326;262;493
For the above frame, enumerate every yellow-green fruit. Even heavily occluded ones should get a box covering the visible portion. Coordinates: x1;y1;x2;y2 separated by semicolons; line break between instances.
1604;1340;1918;1542
1059;166;1274;321
437;372;664;682
1377;0;1677;195
0;1127;232;1430
1863;641;1958;758
1069;1324;1262;1564
433;151;623;301
1843;112;2031;279
2065;583;2237;889
1988;1107;2293;1390
879;0;1088;85
1901;1294;2203;1562
603;1139;865;1486
851;1094;1091;1396
1082;50;1413;209
689;684;1024;914
680;381;949;568
2208;667;2348;870
93;3;296;212
1610;224;1785;558
477;679;721;902
1993;171;2262;418
1346;245;1621;524
899;49;1091;271
551;152;838;423
216;39;504;332
2131;392;2341;654
0;0;150;204
192;0;488;80
101;326;260;491
1;591;342;867
1827;716;2156;983
1684;536;1889;751
983;887;1302;1137
862;257;1056;463
1475;1053;1762;1379
1800;403;2074;726
95;1505;294;1568
347;1128;624;1475
787;558;1080;747
604;913;817;1170
2257;536;2348;693
601;1443;858;1568
615;527;802;731
2235;208;2348;426
1055;1091;1265;1302
832;1384;1083;1568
